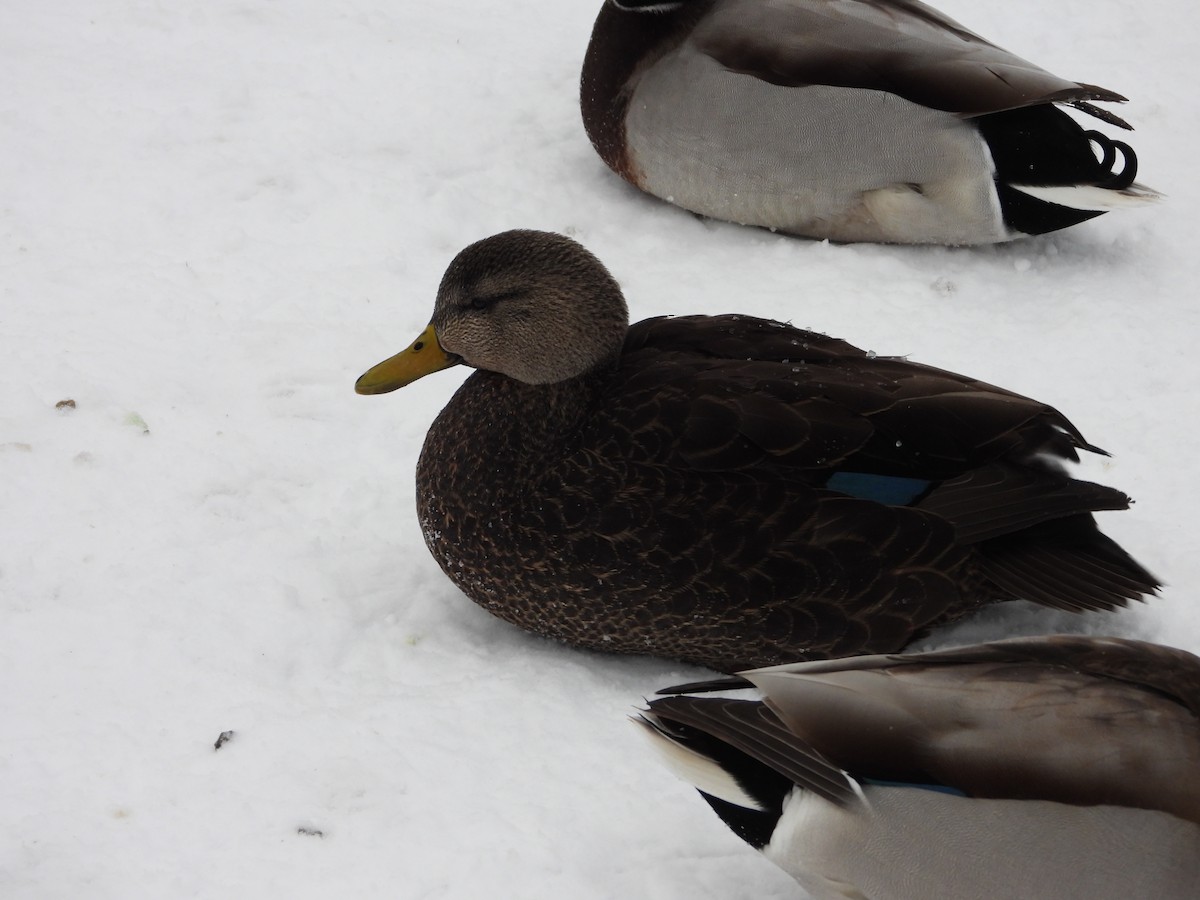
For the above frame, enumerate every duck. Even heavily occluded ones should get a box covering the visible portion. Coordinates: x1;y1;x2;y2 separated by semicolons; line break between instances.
354;230;1157;673
580;0;1159;245
637;635;1200;899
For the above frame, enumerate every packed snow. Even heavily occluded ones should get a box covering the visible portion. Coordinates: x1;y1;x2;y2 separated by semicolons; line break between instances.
3;1;1198;897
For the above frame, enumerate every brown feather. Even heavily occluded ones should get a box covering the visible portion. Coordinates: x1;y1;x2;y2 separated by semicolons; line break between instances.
692;0;1126;117
737;636;1200;825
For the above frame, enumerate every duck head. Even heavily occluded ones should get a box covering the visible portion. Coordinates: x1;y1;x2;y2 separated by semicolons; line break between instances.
355;230;631;393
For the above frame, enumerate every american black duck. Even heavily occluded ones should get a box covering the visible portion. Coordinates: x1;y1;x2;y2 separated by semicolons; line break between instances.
355;230;1158;672
581;0;1159;244
639;635;1200;899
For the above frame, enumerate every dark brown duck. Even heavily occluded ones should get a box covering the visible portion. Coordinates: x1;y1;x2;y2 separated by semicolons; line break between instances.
355;230;1158;672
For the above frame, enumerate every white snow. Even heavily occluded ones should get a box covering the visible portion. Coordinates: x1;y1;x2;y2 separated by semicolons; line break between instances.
2;2;1197;897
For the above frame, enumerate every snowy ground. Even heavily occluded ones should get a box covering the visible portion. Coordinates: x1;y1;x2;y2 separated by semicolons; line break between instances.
3;1;1198;897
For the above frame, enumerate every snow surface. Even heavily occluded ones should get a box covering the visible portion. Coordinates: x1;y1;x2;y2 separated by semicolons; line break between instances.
2;1;1198;897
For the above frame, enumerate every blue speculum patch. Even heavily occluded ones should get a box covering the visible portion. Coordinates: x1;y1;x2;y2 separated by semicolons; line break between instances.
825;472;932;505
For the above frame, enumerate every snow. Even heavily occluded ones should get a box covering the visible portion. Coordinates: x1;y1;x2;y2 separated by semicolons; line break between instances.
1;1;1196;897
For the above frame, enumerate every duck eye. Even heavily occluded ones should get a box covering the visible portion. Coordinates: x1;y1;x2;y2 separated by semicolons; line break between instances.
468;290;520;311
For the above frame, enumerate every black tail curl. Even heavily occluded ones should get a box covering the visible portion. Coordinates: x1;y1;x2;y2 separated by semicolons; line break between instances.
1086;130;1138;189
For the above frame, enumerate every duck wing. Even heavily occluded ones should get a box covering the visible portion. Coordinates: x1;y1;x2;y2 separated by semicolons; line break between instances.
618;314;1100;480
692;0;1127;119
611;315;1156;616
744;636;1200;824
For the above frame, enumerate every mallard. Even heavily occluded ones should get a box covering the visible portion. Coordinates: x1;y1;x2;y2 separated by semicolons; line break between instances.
581;0;1159;244
355;230;1157;672
638;635;1200;899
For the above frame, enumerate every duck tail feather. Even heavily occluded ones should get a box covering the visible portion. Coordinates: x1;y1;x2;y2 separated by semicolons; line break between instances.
978;514;1160;612
1010;182;1162;211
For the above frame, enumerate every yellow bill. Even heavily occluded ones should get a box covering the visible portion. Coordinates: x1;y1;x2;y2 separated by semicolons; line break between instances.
355;323;460;395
